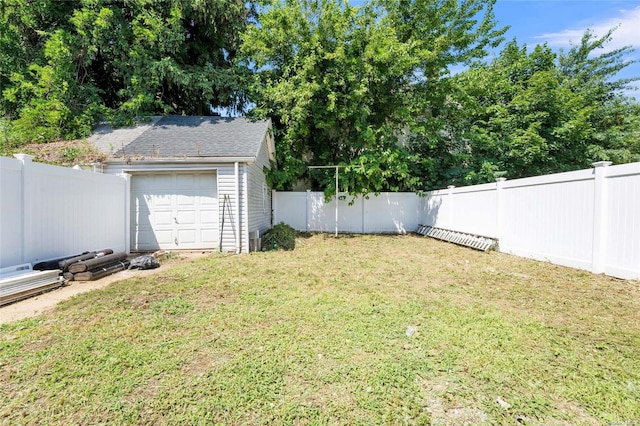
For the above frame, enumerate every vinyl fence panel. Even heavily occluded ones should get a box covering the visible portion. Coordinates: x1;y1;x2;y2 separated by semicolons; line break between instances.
0;155;128;268
422;187;457;230
445;183;498;237
0;157;24;267
272;191;308;231
363;193;422;233
308;193;339;233
274;191;422;234
421;161;640;280
273;162;640;280
499;169;596;271
603;163;640;279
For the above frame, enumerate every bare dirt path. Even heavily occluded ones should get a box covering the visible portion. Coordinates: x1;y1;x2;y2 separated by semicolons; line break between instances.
0;252;210;325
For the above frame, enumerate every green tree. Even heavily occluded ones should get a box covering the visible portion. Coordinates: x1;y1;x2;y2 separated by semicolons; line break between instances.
1;0;94;144
559;30;640;166
241;0;505;195
417;31;640;186
1;0;252;146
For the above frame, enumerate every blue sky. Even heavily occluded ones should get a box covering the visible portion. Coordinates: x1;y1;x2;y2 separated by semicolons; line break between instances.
491;0;640;99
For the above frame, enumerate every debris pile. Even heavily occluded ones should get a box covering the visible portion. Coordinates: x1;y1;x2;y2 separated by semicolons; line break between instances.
1;249;134;306
63;251;129;281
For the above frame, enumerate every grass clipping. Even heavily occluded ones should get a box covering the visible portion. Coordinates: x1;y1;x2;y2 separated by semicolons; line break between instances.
261;222;297;251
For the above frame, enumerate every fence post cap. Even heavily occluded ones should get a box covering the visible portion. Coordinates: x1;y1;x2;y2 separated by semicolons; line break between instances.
447;185;456;189
495;177;507;182
13;153;34;163
592;161;613;168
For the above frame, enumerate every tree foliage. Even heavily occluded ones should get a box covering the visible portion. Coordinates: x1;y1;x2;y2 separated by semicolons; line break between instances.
1;0;252;146
2;0;639;194
241;0;505;195
413;31;640;186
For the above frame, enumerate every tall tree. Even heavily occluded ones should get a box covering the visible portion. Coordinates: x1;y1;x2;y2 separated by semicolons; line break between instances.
1;0;252;145
1;0;81;142
412;31;640;186
241;0;505;195
558;30;640;166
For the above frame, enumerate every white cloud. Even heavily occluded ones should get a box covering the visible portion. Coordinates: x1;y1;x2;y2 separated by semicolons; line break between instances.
534;6;640;52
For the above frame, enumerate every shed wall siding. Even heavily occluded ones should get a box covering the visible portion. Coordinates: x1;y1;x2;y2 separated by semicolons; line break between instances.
217;163;247;253
247;137;273;237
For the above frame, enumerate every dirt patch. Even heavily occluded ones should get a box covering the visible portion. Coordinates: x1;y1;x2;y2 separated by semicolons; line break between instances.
419;377;490;425
0;252;211;324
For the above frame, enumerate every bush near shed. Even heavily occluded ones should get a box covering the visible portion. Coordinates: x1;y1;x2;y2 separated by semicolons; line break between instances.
262;222;297;251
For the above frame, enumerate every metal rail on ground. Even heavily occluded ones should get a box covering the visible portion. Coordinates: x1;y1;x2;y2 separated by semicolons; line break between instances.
416;225;497;252
0;268;64;306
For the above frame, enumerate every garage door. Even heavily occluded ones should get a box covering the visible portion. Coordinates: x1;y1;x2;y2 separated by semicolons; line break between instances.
131;172;218;251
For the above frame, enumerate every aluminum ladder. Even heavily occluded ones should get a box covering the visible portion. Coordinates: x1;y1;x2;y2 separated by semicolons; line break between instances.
416;225;497;252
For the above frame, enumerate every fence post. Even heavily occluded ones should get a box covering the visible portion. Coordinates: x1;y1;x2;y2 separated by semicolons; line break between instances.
119;173;131;254
447;185;455;229
272;189;277;225
13;154;34;264
361;194;365;234
306;189;311;232
591;161;612;274
495;178;507;246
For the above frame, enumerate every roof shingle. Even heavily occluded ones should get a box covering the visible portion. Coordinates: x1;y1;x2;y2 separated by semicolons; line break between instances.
91;116;271;159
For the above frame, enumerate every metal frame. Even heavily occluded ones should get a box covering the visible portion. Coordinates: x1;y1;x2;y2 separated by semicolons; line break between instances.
416;225;498;252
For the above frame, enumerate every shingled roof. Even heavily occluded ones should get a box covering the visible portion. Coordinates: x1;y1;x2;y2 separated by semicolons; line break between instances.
90;116;272;160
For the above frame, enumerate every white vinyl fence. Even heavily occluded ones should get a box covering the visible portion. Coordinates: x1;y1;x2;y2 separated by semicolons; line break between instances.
273;161;640;280
422;161;640;280
274;191;423;234
0;154;128;268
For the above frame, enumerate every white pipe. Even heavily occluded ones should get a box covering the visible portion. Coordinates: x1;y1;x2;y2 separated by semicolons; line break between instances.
235;161;240;254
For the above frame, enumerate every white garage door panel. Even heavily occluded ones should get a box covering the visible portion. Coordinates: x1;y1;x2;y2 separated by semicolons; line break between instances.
155;229;175;245
201;229;216;242
201;195;216;205
131;228;175;248
155;211;173;226
177;194;196;206
201;210;216;224
153;194;172;207
178;229;197;244
177;210;196;225
131;173;218;251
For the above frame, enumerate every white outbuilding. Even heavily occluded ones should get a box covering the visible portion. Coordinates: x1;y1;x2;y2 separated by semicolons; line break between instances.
90;116;274;253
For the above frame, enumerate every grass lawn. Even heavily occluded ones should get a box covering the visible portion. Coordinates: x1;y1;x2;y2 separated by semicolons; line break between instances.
1;235;639;425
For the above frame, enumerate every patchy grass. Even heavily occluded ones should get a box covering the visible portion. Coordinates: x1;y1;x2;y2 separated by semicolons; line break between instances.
1;235;639;425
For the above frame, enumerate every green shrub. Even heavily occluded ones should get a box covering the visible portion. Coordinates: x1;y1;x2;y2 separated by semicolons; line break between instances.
262;222;297;251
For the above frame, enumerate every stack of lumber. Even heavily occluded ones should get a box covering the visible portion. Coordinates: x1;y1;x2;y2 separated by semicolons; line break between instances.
63;251;129;282
1;249;130;306
0;264;64;306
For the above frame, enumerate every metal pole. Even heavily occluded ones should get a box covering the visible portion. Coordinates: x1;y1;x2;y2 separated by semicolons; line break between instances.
309;165;350;238
335;166;339;237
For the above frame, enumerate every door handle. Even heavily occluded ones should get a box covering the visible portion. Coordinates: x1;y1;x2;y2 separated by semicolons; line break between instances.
174;237;178;245
174;217;178;224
